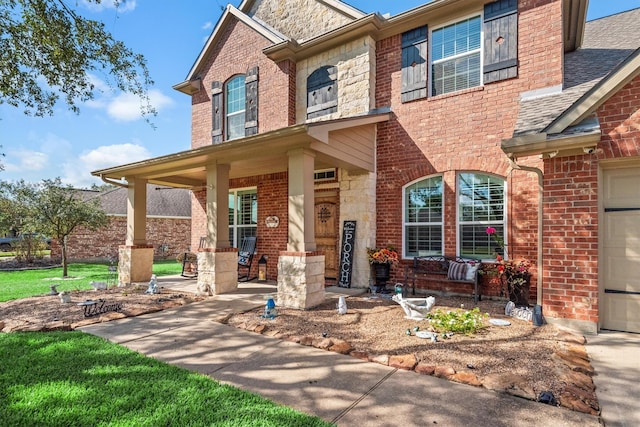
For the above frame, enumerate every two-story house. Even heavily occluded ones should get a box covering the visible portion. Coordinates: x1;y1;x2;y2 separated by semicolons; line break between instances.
93;0;640;335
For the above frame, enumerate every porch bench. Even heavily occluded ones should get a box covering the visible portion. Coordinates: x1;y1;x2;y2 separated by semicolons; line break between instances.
404;255;483;303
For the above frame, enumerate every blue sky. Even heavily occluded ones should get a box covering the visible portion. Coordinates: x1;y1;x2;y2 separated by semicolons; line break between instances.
1;0;638;187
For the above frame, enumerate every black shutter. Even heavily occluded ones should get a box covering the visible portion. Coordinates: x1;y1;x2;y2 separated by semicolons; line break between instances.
245;66;258;136
211;81;223;144
483;0;518;84
401;26;427;103
306;65;338;119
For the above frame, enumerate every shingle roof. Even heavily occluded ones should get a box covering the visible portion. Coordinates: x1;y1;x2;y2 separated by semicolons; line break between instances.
93;185;191;218
513;8;640;137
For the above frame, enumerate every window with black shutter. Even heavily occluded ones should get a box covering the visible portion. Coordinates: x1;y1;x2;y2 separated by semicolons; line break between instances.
307;65;338;120
483;0;518;83
401;26;428;103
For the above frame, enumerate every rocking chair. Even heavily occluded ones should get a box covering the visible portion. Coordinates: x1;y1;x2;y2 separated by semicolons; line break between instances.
180;237;206;278
237;236;257;282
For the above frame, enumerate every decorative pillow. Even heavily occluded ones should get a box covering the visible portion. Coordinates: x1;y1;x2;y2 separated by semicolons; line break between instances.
465;262;480;282
447;261;467;281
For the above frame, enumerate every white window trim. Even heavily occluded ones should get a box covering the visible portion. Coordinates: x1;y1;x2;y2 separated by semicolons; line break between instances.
429;12;484;97
402;175;445;259
229;186;257;248
455;172;508;261
225;75;246;141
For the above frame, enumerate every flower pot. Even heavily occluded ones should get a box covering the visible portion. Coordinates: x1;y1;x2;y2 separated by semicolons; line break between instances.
373;262;391;291
505;272;530;306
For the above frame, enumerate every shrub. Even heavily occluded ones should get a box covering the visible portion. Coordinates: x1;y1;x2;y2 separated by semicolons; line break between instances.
426;307;488;335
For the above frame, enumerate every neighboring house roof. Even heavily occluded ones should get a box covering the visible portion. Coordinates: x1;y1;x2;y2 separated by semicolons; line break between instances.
511;8;640;139
92;185;191;218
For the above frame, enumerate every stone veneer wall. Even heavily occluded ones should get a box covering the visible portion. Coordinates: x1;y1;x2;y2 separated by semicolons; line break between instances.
296;35;376;123
248;0;356;42
277;253;325;309
339;169;376;288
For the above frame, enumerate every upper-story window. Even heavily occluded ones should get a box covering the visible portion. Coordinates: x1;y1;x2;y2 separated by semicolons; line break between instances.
431;16;481;96
211;67;259;144
400;0;518;102
458;172;505;260
403;176;443;258
307;65;338;120
226;75;246;140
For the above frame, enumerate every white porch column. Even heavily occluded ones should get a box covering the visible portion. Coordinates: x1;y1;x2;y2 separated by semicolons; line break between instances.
119;178;153;285
278;149;325;309
197;163;238;295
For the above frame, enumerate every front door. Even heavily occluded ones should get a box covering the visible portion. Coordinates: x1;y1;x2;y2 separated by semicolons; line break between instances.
602;166;640;333
315;194;338;281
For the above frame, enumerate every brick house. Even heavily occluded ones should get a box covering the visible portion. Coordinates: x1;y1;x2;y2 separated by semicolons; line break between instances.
51;184;191;262
92;0;640;334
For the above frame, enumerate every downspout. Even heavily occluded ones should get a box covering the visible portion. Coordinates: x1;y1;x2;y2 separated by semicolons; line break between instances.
508;158;544;307
100;174;129;188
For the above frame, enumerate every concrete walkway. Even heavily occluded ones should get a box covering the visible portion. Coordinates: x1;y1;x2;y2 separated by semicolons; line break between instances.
585;331;640;427
78;276;608;426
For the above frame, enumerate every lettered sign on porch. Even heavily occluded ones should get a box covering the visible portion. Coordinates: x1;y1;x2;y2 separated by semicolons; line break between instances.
338;220;356;288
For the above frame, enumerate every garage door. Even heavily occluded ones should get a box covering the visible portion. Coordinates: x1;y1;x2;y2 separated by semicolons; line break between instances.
602;167;640;333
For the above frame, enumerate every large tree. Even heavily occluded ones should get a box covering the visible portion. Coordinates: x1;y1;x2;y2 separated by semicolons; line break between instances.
1;178;109;276
0;0;154;118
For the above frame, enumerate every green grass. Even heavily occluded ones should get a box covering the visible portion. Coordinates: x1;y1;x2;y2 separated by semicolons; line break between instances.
0;331;332;427
0;260;183;303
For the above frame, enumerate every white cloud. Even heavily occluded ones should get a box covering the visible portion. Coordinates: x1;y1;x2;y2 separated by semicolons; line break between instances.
202;21;213;30
106;89;174;122
4;149;48;172
61;143;151;188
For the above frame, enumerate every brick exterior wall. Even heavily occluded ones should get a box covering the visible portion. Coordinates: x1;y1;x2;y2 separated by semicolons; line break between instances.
190;17;294;148
191;172;289;281
51;216;191;262
542;74;640;326
373;0;563;295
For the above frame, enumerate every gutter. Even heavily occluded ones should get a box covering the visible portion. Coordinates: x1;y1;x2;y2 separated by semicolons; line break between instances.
508;159;544;308
100;175;128;189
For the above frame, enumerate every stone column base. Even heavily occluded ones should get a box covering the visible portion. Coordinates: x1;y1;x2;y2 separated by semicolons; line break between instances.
118;245;154;285
277;252;325;309
197;249;238;295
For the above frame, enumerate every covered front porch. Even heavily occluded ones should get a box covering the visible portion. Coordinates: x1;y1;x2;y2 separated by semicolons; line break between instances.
92;111;389;309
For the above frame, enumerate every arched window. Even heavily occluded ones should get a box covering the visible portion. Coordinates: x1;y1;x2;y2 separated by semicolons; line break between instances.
403;175;444;257
307;65;337;119
458;172;505;259
225;75;246;140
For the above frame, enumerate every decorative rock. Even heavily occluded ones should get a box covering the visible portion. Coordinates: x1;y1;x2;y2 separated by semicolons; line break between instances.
434;365;456;378
415;363;436;376
300;335;314;346
552;351;595;375
329;339;352;354
263;330;281;337
0;320;5;331
59;292;71;303
566;344;589;360
254;324;267;334
450;371;482;386
313;337;334;350
553;367;596;392
43;321;71;331
368;354;389;365
389;354;417;370
287;335;302;344
555;327;586;345
482;373;536;400
559;389;599;415
349;350;369;360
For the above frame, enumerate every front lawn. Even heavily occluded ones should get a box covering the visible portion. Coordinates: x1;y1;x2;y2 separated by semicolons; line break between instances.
0;331;331;427
0;260;183;302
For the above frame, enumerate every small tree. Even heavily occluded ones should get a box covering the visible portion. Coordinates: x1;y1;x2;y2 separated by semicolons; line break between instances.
33;178;109;277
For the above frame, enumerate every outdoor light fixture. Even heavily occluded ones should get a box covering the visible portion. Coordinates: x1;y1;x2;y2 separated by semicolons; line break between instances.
258;255;268;282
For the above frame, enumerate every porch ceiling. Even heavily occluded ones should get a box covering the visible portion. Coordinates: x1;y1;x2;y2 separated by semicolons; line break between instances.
92;111;390;189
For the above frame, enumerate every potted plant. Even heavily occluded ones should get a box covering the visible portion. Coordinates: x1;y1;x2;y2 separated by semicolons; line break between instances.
484;227;532;306
367;246;399;292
